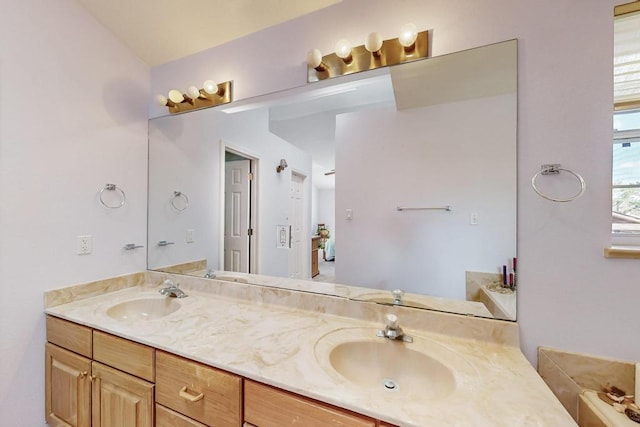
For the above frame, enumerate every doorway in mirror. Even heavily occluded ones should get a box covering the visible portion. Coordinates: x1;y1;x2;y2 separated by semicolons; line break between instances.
223;149;257;273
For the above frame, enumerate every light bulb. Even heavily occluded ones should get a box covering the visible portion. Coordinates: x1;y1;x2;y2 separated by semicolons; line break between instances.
307;48;323;69
187;86;201;99
154;94;168;107
398;23;418;48
365;32;383;54
335;39;352;61
203;80;219;95
168;89;184;104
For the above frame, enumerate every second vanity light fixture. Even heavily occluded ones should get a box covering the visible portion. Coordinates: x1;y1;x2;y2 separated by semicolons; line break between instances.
307;23;429;82
155;80;233;114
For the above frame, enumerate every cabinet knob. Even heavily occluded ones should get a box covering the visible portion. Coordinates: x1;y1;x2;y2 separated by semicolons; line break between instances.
78;371;88;379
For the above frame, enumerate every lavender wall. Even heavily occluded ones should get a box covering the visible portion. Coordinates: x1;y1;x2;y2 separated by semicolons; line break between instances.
0;0;149;424
151;0;640;364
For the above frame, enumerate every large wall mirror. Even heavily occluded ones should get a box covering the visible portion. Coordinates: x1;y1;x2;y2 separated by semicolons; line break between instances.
148;39;517;321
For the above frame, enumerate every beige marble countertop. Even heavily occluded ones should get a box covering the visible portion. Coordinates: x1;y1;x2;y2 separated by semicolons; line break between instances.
45;272;575;427
581;390;638;427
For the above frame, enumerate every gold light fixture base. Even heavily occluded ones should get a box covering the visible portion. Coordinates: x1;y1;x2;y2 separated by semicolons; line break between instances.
167;81;233;115
308;31;429;82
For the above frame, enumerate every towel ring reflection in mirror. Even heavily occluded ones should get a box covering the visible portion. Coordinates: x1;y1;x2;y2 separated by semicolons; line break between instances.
170;191;189;212
531;164;586;202
99;184;126;209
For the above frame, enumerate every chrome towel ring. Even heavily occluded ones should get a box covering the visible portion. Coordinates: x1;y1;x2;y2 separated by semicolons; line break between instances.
170;191;189;212
531;164;586;202
99;184;126;209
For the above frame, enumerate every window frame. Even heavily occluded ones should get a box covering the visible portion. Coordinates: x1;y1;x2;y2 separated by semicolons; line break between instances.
611;3;640;246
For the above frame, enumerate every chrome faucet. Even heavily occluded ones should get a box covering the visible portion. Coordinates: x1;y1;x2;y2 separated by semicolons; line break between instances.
159;279;187;298
203;269;216;279
391;289;405;305
376;313;413;343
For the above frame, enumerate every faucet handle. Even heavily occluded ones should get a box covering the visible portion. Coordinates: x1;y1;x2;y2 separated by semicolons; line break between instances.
385;313;399;329
162;279;174;287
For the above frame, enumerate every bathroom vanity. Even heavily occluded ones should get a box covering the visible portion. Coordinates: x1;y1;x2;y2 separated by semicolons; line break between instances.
44;271;576;426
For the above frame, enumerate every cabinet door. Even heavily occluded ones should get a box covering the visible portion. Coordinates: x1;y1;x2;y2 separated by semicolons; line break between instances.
91;361;154;427
45;343;91;427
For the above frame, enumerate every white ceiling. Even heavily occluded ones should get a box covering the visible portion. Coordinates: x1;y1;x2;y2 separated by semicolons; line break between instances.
267;74;396;189
75;0;341;66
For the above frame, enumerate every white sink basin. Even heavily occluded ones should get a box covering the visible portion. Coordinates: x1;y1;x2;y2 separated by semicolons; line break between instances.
315;328;468;399
106;297;181;321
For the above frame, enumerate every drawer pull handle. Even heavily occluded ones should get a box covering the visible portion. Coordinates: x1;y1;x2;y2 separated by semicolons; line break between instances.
179;386;204;402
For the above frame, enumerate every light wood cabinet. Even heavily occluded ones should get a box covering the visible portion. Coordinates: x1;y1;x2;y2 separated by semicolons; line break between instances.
244;380;376;427
311;236;320;277
45;315;155;427
45;343;92;427
91;361;154;427
46;315;399;427
156;350;242;427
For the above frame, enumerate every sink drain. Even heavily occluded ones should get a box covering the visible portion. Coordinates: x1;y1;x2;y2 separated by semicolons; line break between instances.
382;379;399;392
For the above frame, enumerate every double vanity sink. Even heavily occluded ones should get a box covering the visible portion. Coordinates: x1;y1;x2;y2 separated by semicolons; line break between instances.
104;295;458;401
45;271;576;426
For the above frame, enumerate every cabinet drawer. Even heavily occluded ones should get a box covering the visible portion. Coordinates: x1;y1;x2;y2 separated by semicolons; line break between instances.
156;351;242;427
244;380;376;427
156;404;208;427
93;331;155;382
46;315;92;358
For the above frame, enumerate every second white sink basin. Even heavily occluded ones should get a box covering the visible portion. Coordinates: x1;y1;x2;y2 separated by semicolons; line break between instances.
106;297;181;321
354;293;430;309
315;328;471;399
215;275;249;284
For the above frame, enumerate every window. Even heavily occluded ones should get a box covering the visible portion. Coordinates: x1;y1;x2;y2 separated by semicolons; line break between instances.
613;110;640;234
613;3;640;237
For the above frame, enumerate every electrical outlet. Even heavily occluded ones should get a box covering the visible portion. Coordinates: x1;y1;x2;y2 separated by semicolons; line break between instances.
77;235;92;255
186;229;194;243
470;212;479;225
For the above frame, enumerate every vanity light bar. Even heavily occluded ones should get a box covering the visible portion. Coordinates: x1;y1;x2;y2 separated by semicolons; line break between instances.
155;80;233;115
307;29;429;82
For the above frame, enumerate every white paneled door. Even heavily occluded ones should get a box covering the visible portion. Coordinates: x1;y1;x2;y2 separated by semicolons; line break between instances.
289;172;305;278
224;159;250;272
